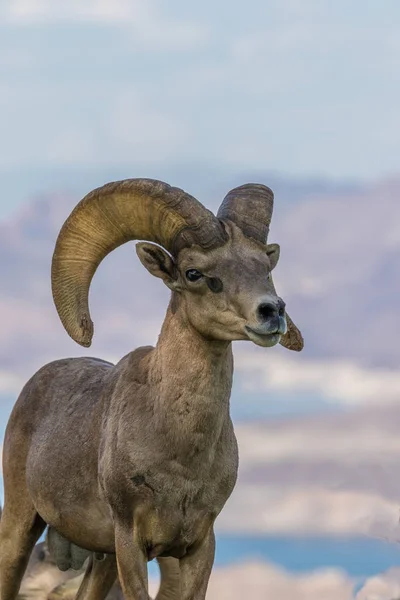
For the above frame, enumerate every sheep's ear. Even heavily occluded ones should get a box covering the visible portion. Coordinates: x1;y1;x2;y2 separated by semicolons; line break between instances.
266;243;280;270
136;242;180;290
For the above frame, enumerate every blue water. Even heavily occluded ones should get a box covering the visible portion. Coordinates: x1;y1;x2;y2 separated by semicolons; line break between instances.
213;535;400;577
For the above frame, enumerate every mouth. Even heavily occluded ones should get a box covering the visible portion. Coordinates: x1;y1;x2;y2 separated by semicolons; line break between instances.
245;326;282;348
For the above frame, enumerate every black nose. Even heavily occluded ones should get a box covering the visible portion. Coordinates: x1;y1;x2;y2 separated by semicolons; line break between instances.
257;299;286;323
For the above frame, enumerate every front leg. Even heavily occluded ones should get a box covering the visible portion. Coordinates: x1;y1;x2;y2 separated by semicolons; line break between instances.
180;528;215;600
115;519;149;600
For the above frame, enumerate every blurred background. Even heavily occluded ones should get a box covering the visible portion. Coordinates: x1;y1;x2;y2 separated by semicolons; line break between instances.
1;1;400;598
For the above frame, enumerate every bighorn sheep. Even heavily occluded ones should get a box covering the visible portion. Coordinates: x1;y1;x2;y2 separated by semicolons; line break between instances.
0;179;303;600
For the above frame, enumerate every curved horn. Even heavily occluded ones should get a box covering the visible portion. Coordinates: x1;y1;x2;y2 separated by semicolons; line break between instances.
217;183;274;244
52;178;227;347
217;183;304;352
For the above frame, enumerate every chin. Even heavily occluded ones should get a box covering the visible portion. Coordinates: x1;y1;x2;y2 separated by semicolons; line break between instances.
246;330;281;348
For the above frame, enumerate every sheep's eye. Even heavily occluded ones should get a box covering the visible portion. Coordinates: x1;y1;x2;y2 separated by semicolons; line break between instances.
186;269;203;282
38;550;46;561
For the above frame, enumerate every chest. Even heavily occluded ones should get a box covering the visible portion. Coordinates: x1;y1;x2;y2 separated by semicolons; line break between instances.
104;412;238;499
101;418;238;551
130;437;238;557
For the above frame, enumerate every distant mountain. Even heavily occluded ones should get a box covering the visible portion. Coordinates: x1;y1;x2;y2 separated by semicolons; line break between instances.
273;177;400;368
0;164;361;219
0;174;397;386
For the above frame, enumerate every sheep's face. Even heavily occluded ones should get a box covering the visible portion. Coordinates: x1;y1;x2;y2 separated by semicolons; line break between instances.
136;221;287;348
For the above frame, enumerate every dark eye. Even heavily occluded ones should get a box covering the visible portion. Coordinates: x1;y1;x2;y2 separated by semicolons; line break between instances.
38;549;46;562
186;269;203;282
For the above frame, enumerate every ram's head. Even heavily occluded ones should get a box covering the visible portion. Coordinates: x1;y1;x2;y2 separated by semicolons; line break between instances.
52;179;303;351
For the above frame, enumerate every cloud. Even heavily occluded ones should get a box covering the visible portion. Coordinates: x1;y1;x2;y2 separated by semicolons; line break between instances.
235;348;400;406
235;415;400;467
1;0;208;49
356;568;400;600
218;483;400;539
183;561;354;600
4;0;147;23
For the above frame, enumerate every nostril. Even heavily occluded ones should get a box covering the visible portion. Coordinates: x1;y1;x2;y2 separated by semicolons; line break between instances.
278;299;286;317
257;302;278;322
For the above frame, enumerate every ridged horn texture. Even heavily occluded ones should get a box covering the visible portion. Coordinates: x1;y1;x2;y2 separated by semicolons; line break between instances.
217;183;274;244
217;183;304;352
52;178;228;347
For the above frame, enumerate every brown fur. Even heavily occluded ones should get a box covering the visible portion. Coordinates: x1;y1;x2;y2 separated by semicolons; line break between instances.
0;220;302;600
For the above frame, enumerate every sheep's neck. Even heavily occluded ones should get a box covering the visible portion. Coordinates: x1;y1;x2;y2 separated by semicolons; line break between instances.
147;300;234;438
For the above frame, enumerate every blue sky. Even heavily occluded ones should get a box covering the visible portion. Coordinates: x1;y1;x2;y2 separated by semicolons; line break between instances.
0;0;399;195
